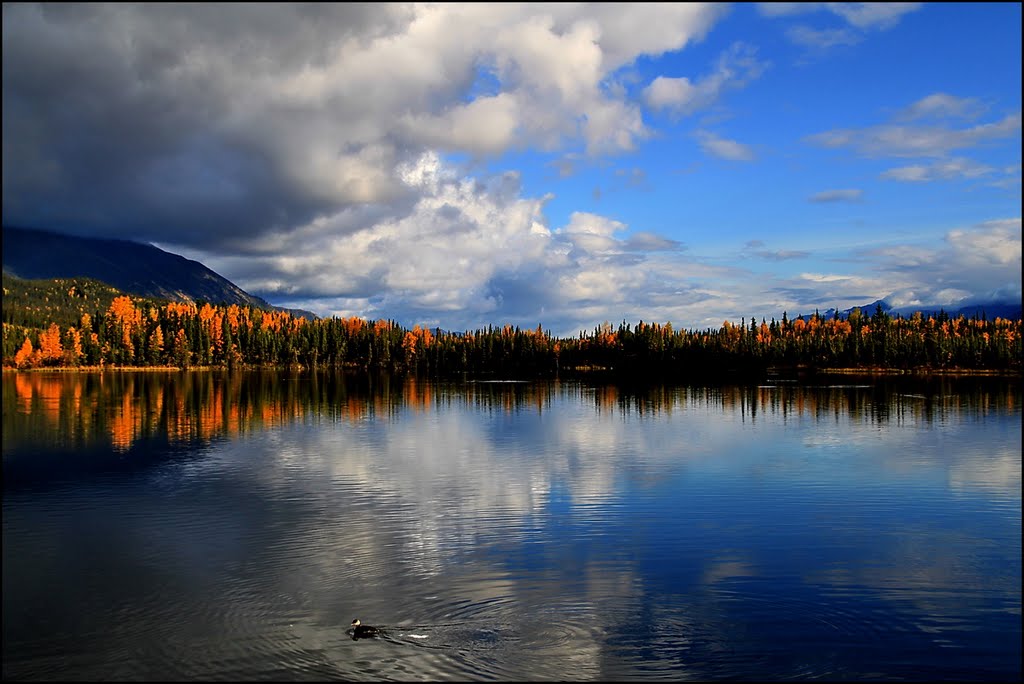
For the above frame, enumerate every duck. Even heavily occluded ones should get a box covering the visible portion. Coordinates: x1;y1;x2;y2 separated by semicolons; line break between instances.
350;618;381;639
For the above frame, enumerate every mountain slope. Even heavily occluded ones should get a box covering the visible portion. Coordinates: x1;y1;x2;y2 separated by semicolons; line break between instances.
2;272;151;331
2;226;315;318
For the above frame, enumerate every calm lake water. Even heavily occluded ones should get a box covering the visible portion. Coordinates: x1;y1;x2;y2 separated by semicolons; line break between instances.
3;370;1021;681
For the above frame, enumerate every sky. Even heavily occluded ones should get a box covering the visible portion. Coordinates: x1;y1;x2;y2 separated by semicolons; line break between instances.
2;2;1021;336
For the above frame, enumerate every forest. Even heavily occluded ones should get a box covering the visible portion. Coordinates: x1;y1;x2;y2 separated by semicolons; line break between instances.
3;273;1021;377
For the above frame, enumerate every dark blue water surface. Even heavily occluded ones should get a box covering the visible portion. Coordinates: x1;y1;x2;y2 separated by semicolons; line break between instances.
3;371;1021;681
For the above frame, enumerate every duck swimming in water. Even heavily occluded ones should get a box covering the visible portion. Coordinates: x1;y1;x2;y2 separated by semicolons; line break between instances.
350;619;381;639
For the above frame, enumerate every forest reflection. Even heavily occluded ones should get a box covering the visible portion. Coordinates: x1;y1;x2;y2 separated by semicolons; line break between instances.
3;370;1019;456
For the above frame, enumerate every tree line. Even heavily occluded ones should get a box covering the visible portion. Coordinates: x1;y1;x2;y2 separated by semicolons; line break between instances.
3;278;1021;376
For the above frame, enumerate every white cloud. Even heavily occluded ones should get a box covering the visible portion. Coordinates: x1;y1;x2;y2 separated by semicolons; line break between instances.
644;76;701;111
559;211;627;239
807;113;1021;158
743;240;810;261
695;131;756;161
858;218;1023;306
799;273;851;283
758;3;922;30
897;93;985;122
806;95;1021;159
988;164;1023;190
786;25;861;49
881;158;994;182
827;3;923;30
643;42;767;115
196;156;1018;336
624;231;682;252
401;93;522;155
945;218;1022;267
733;218;1022;321
760;2;922;55
757;250;811;261
809;188;863;203
200;153;712;335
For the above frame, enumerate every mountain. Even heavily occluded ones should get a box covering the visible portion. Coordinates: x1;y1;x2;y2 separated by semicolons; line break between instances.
798;298;1021;322
2;226;316;319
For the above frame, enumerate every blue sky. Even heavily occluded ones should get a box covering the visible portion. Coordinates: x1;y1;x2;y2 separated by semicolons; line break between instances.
2;3;1020;335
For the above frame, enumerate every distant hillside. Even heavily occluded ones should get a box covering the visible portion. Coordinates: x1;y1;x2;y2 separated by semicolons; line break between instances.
2;272;149;329
2;226;316;319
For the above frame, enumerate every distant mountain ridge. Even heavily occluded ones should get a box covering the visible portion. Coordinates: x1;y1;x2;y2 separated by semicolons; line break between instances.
2;226;316;319
797;298;1021;322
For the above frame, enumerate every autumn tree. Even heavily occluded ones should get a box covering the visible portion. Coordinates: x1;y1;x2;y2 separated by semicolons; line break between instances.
64;327;84;366
172;328;191;369
14;337;35;368
106;295;143;363
147;325;165;365
38;323;64;366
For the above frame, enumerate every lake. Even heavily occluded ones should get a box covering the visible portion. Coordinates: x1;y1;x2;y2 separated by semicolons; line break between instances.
2;370;1021;681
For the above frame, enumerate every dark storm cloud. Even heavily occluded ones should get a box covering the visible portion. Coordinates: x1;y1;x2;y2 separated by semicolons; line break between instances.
2;3;415;247
3;3;725;260
485;271;561;319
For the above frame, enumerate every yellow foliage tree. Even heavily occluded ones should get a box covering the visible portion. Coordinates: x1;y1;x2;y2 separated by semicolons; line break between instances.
64;327;83;366
148;326;165;365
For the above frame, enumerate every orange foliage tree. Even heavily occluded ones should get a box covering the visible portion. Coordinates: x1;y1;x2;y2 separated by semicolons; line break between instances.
14;337;35;368
38;323;64;366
